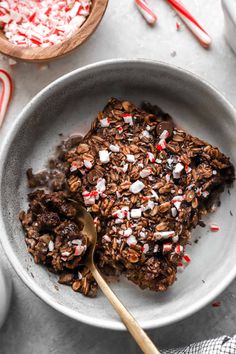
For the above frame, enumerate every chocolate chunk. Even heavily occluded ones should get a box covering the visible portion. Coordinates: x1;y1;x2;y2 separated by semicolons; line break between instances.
156;121;173;139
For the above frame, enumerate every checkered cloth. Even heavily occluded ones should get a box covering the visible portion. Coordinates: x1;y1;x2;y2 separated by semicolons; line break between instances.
164;335;236;354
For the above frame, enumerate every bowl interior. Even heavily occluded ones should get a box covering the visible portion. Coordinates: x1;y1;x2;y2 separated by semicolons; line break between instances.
1;60;236;329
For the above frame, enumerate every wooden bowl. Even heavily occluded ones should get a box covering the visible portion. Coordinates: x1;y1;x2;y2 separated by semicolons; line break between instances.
0;0;108;63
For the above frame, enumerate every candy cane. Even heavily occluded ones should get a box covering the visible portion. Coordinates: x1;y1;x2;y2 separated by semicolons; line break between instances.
166;0;211;48
0;69;13;128
135;0;157;25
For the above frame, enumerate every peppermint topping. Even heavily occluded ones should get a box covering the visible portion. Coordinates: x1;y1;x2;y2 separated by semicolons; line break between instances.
48;240;54;252
131;208;142;218
210;223;220;232
173;163;184;174
130;180;145;194
84;160;92;169
123;228;133;237
127;154;136;163
109;144;120;152
142;243;149;254
147;152;155;162
99;150;110;164
126;235;137;246
140;168;152;178
100;118;110;127
123;114;133;126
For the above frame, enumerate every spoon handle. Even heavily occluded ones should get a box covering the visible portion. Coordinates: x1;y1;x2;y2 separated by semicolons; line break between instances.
90;265;161;354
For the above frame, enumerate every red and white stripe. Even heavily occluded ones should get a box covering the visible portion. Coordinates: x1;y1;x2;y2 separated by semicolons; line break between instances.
210;223;220;232
0;69;13;128
166;0;211;48
135;0;157;25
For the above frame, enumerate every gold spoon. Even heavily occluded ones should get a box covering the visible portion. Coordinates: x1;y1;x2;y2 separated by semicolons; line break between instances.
75;203;161;354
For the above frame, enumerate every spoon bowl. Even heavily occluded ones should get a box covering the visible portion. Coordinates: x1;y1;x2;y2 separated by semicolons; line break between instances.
74;202;160;354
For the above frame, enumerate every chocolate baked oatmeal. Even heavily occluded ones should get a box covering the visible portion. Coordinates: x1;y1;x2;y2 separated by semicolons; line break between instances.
19;98;235;297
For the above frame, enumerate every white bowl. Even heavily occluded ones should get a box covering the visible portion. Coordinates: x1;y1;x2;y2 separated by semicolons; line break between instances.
0;59;236;330
222;0;236;54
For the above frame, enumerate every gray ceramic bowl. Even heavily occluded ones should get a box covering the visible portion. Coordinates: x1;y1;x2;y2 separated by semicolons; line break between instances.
0;59;236;330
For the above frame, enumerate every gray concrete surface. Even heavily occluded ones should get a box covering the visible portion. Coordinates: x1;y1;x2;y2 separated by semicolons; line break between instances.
0;0;236;353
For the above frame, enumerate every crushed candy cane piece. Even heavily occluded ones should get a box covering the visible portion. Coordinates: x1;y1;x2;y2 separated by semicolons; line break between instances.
74;245;85;256
173;162;184;174
202;191;209;198
163;243;172;252
99;150;110;164
171;207;178;218
159;129;169;140
140;231;147;238
84;160;92;169
153;244;159;253
165;173;171;183
96;178;106;193
172;195;184;210
154;231;175;239
176;21;181;30
141;130;150;139
185;165;192;173
151;189;159;201
122;163;128;173
123;113;133;125
131;208;142;218
140;168;152;178
109;144;120;152
123;228;133;237
130;180;145;194
183;254;191;264
127;235;137;246
156;139;166;151
100;118;110;127
172;235;179;243
210;224;220;232
102;235;111;243
177;262;184;273
71;239;82;246
147;152;155;162
61;251;70;257
112;206;129;219
174;244;183;254
48;240;54;252
142;243;149;254
127;154;136;163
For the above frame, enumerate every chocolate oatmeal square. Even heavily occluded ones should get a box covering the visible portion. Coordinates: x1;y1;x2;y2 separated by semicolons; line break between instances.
20;98;235;297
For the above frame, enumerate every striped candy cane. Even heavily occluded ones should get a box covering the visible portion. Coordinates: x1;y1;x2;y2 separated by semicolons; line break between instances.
0;69;13;128
166;0;211;48
135;0;157;25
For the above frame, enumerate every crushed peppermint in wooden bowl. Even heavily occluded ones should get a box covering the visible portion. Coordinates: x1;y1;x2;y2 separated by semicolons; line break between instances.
0;0;108;62
0;0;91;47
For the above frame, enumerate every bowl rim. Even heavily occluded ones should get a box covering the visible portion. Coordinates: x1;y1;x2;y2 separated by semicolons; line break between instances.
0;58;236;330
0;0;109;62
